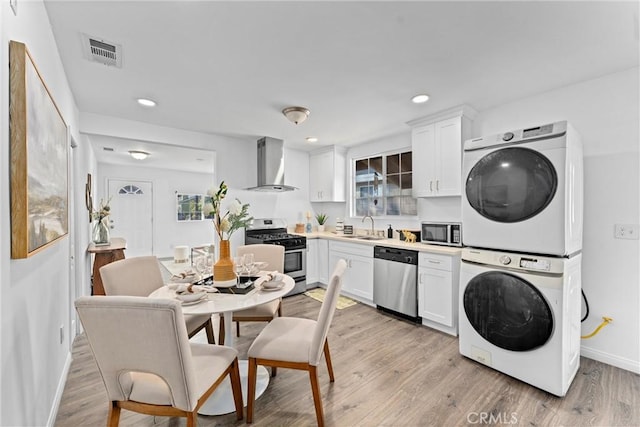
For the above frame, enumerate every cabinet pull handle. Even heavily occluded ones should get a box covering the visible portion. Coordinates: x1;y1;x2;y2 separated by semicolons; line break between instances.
436;180;439;191
428;260;441;264
430;181;433;191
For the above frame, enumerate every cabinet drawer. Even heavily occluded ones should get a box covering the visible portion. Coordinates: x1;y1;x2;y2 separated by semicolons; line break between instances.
329;241;372;258
419;253;452;271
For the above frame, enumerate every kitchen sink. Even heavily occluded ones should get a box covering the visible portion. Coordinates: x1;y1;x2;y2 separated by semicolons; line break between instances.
338;235;386;241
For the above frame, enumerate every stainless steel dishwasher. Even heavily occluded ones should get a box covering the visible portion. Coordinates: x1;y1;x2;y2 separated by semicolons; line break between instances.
373;246;419;321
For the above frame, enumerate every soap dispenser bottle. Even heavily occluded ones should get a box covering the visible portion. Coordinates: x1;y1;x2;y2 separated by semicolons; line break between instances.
387;224;393;238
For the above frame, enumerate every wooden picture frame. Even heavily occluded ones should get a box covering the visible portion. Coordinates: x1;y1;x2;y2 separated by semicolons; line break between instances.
10;40;69;259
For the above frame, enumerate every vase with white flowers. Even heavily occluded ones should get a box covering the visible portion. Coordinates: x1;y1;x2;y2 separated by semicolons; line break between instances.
205;181;253;282
91;198;112;245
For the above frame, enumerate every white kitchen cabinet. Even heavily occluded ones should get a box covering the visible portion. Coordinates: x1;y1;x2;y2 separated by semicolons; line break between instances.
309;146;347;202
328;241;373;305
409;106;476;198
307;238;329;285
418;252;460;336
307;239;319;284
317;239;329;284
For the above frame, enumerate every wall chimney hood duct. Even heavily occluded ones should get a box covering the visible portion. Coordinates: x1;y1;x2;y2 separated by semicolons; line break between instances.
246;137;297;192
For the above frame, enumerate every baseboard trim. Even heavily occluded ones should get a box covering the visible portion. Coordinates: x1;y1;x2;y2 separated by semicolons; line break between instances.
47;350;72;427
581;345;640;374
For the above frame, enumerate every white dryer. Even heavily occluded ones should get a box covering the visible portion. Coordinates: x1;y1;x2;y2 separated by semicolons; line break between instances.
462;121;583;256
458;248;582;397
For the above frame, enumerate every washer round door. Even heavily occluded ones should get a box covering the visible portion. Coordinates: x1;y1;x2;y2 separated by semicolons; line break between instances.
465;147;558;223
463;271;553;351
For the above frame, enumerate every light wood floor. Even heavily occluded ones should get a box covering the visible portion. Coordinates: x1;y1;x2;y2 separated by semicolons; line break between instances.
56;294;639;427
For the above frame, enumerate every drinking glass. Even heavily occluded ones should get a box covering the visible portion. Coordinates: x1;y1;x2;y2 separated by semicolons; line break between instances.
234;256;244;282
243;253;255;276
195;255;208;278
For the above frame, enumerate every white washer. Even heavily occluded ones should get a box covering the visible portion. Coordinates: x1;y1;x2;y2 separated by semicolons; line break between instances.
458;248;582;397
462;121;583;256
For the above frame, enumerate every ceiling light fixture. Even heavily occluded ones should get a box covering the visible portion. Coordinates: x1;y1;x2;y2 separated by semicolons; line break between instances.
128;150;150;160
411;94;430;104
306;137;318;143
137;98;157;107
282;106;310;124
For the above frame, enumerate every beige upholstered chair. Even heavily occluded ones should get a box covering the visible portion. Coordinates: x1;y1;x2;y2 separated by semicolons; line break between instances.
246;259;348;426
99;256;218;344
220;244;285;343
75;296;243;427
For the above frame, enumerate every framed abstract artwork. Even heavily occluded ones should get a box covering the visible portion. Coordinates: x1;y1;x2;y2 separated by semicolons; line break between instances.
9;40;69;259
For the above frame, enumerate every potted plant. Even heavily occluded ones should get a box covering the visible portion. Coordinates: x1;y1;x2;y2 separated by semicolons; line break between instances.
315;212;328;232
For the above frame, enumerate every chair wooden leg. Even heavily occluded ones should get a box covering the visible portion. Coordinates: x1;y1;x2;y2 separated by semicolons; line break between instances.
205;319;215;344
186;411;197;427
271;367;277;377
309;365;325;427
107;402;121;427
323;340;335;382
236;320;240;337
277;300;282;316
229;358;244;421
218;315;225;346
247;358;258;423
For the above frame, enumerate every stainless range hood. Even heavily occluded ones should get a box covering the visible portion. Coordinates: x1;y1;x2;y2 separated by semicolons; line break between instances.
246;137;297;192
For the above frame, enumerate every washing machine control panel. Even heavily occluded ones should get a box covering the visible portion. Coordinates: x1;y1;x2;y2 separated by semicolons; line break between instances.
519;257;551;271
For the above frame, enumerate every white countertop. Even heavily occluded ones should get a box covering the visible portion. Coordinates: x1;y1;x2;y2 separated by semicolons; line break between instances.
298;231;463;256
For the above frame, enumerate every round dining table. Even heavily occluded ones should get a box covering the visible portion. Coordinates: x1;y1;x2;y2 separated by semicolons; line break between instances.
149;274;295;416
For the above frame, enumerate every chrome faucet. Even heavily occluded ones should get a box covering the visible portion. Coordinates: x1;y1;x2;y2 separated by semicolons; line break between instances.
362;215;375;235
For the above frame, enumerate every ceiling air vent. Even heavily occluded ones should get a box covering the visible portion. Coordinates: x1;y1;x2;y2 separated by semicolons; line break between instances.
81;34;122;68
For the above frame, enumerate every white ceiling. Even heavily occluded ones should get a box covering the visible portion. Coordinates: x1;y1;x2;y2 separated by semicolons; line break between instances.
45;1;638;160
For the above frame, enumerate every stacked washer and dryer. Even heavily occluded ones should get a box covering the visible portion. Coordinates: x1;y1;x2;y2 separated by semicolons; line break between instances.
458;121;583;397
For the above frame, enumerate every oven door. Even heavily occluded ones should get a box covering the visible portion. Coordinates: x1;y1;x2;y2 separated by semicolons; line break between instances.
284;248;306;279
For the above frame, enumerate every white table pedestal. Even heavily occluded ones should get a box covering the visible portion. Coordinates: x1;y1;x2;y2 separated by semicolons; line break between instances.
198;360;270;416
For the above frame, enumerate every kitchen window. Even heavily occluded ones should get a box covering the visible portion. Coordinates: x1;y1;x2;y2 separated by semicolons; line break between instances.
353;150;417;217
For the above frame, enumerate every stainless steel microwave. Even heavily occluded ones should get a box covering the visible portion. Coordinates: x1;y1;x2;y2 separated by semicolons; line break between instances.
421;222;462;247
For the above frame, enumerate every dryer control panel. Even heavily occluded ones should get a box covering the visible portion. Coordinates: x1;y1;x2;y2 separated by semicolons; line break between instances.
519;257;551;272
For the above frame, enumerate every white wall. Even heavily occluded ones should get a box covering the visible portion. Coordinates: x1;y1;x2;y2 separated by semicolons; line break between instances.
0;1;86;426
472;67;640;373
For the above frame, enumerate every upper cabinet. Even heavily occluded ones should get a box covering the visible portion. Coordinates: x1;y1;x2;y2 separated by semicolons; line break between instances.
309;146;347;202
408;105;476;198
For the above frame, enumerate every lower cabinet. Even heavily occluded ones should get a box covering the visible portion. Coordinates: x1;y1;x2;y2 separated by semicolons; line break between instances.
329;241;374;305
418;252;460;336
307;239;330;286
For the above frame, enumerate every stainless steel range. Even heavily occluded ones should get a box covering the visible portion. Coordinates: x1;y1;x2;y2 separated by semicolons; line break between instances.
245;218;307;296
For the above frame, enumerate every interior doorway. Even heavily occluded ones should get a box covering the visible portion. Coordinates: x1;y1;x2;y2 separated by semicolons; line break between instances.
107;179;153;257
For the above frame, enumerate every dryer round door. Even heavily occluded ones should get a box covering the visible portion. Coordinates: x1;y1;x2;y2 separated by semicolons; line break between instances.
465;147;558;223
463;271;553;351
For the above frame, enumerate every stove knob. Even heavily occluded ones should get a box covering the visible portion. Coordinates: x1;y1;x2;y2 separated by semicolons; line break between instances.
499;255;512;265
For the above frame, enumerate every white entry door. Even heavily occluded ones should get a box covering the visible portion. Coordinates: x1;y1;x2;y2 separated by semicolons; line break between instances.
107;179;153;257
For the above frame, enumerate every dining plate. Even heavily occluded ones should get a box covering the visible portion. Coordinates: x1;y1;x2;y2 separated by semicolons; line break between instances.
259;281;285;292
180;295;208;305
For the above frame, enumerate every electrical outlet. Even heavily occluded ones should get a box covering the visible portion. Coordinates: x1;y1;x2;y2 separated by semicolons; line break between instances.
59;325;64;344
614;224;640;240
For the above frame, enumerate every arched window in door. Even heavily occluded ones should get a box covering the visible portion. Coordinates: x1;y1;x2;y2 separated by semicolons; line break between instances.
118;184;144;195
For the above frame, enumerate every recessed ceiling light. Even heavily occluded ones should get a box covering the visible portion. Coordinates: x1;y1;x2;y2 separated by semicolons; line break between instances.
137;98;157;107
411;94;430;104
306;137;318;143
128;150;150;160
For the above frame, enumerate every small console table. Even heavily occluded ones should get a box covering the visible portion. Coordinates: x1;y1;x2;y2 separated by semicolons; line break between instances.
87;237;127;295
